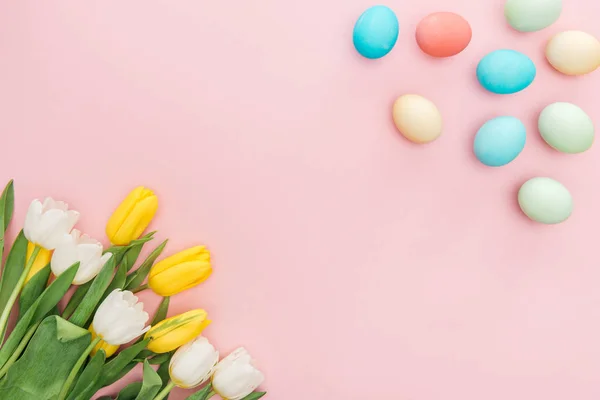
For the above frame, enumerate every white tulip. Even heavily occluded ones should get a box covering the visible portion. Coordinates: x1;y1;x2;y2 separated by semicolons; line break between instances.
91;289;150;345
24;197;79;250
169;336;219;388
212;347;265;400
51;229;112;285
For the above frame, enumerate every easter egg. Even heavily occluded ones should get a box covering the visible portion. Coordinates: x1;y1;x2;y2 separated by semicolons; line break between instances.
415;12;472;57
546;31;600;75
353;6;399;59
474;116;526;166
504;0;562;32
518;177;573;224
538;102;594;153
392;94;442;144
476;50;536;94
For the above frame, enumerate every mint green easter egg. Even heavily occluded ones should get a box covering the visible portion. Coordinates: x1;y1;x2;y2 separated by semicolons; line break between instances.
505;0;562;32
518;177;573;224
538;102;594;153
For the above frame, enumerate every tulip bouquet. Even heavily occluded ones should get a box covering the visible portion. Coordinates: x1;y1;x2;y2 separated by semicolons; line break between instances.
0;181;266;400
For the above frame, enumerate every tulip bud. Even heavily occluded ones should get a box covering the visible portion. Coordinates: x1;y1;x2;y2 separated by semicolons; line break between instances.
51;230;112;285
212;348;265;400
106;186;158;246
169;336;219;388
148;246;212;297
24;242;52;284
89;324;119;358
24;198;79;250
92;289;150;345
145;309;210;354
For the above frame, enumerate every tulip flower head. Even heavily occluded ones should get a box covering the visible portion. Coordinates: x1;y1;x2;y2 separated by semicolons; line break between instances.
106;186;158;245
212;347;265;400
24;242;52;284
24;198;79;250
145;309;210;353
149;246;212;297
51;230;112;285
169;336;219;388
91;289;150;345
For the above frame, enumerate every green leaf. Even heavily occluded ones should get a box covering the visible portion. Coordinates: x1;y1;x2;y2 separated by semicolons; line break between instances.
101;338;151;387
134;360;162;400
18;264;51;320
153;296;170;325
0;262;80;369
0;316;91;400
0;231;28;313
105;232;156;266
97;397;114;400
69;255;116;327
124;239;168;290
184;384;214;400
67;349;106;400
156;353;173;399
62;281;92;319
121;237;149;272
148;351;172;365
0;180;14;236
241;392;267;400
116;382;142;400
106;361;138;388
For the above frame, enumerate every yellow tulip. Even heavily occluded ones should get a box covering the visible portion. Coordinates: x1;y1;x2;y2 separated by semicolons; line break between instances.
148;246;212;297
106;186;158;245
24;242;52;284
145;309;210;354
89;324;119;358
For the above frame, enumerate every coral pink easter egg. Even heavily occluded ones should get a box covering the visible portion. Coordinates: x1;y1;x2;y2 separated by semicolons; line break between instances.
416;12;472;58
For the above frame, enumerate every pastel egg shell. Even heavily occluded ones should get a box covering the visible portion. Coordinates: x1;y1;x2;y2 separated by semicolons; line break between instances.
415;12;472;57
546;30;600;76
392;94;442;144
518;177;573;224
476;49;536;94
538;102;594;153
504;0;562;32
353;5;399;59
474;116;526;167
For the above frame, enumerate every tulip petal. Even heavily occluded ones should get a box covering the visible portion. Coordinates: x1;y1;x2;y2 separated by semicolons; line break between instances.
149;246;209;277
23;200;42;243
149;260;212;297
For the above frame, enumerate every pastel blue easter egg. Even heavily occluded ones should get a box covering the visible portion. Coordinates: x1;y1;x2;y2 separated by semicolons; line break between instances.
353;6;399;59
476;50;536;94
474;116;526;166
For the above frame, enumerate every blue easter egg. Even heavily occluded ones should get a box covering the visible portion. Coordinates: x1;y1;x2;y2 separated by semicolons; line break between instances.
476;50;536;94
474;116;526;166
353;6;399;59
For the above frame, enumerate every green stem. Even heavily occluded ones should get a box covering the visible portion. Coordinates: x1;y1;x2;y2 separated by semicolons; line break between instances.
0;246;40;343
132;283;148;294
207;390;216;398
0;320;41;377
58;336;101;400
153;381;176;400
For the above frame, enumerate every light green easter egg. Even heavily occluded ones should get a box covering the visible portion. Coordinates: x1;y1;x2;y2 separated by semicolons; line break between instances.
518;177;573;224
505;0;562;32
538;102;594;153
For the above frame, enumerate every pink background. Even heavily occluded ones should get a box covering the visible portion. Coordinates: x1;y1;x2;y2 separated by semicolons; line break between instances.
1;0;600;399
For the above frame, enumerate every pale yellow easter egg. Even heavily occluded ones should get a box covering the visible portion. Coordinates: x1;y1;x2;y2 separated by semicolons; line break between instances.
545;30;600;76
392;94;442;144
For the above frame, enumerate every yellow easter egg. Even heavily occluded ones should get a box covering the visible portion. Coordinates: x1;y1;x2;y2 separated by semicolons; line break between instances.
392;94;442;144
546;30;600;76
